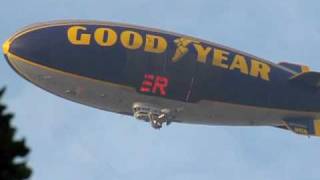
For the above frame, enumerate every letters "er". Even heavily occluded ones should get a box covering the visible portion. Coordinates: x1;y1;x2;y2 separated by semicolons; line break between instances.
140;74;169;96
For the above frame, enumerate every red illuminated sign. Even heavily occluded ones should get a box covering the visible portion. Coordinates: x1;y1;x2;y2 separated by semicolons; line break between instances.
140;74;169;96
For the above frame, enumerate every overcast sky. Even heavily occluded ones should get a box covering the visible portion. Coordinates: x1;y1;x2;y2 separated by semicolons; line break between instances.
1;0;320;180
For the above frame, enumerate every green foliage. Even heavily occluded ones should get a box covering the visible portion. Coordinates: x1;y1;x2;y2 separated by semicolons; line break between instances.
0;88;32;180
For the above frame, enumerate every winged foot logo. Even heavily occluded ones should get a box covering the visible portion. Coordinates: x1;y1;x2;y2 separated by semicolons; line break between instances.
171;38;200;62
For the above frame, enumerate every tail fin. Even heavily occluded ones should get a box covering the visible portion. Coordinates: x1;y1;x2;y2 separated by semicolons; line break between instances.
289;71;320;88
277;118;320;137
279;62;310;73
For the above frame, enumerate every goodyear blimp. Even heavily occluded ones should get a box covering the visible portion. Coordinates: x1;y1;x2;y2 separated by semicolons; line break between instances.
3;20;320;136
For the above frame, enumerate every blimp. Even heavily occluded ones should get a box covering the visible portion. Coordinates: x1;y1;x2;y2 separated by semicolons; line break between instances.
3;20;320;136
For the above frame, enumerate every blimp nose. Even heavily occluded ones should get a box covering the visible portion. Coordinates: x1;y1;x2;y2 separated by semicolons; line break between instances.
3;22;127;84
3;25;50;65
2;39;10;56
2;24;61;80
2;23;70;79
2;29;34;78
2;37;24;74
2;39;17;72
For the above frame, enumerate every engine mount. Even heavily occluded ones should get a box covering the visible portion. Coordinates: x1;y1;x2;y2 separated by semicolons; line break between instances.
132;102;175;129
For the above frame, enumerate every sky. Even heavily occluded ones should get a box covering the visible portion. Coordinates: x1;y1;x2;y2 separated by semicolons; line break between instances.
1;0;320;179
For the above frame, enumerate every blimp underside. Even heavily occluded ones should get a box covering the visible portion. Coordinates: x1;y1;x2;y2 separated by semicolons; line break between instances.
4;20;320;136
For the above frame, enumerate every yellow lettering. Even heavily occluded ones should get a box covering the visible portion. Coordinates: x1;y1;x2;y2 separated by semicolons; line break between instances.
193;44;211;63
144;34;167;53
120;31;143;50
250;59;271;81
314;120;320;136
67;26;91;45
293;127;308;135
94;28;117;46
229;55;249;74
213;48;229;68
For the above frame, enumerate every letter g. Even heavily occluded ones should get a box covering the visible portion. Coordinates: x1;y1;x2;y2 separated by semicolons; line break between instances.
67;26;91;45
